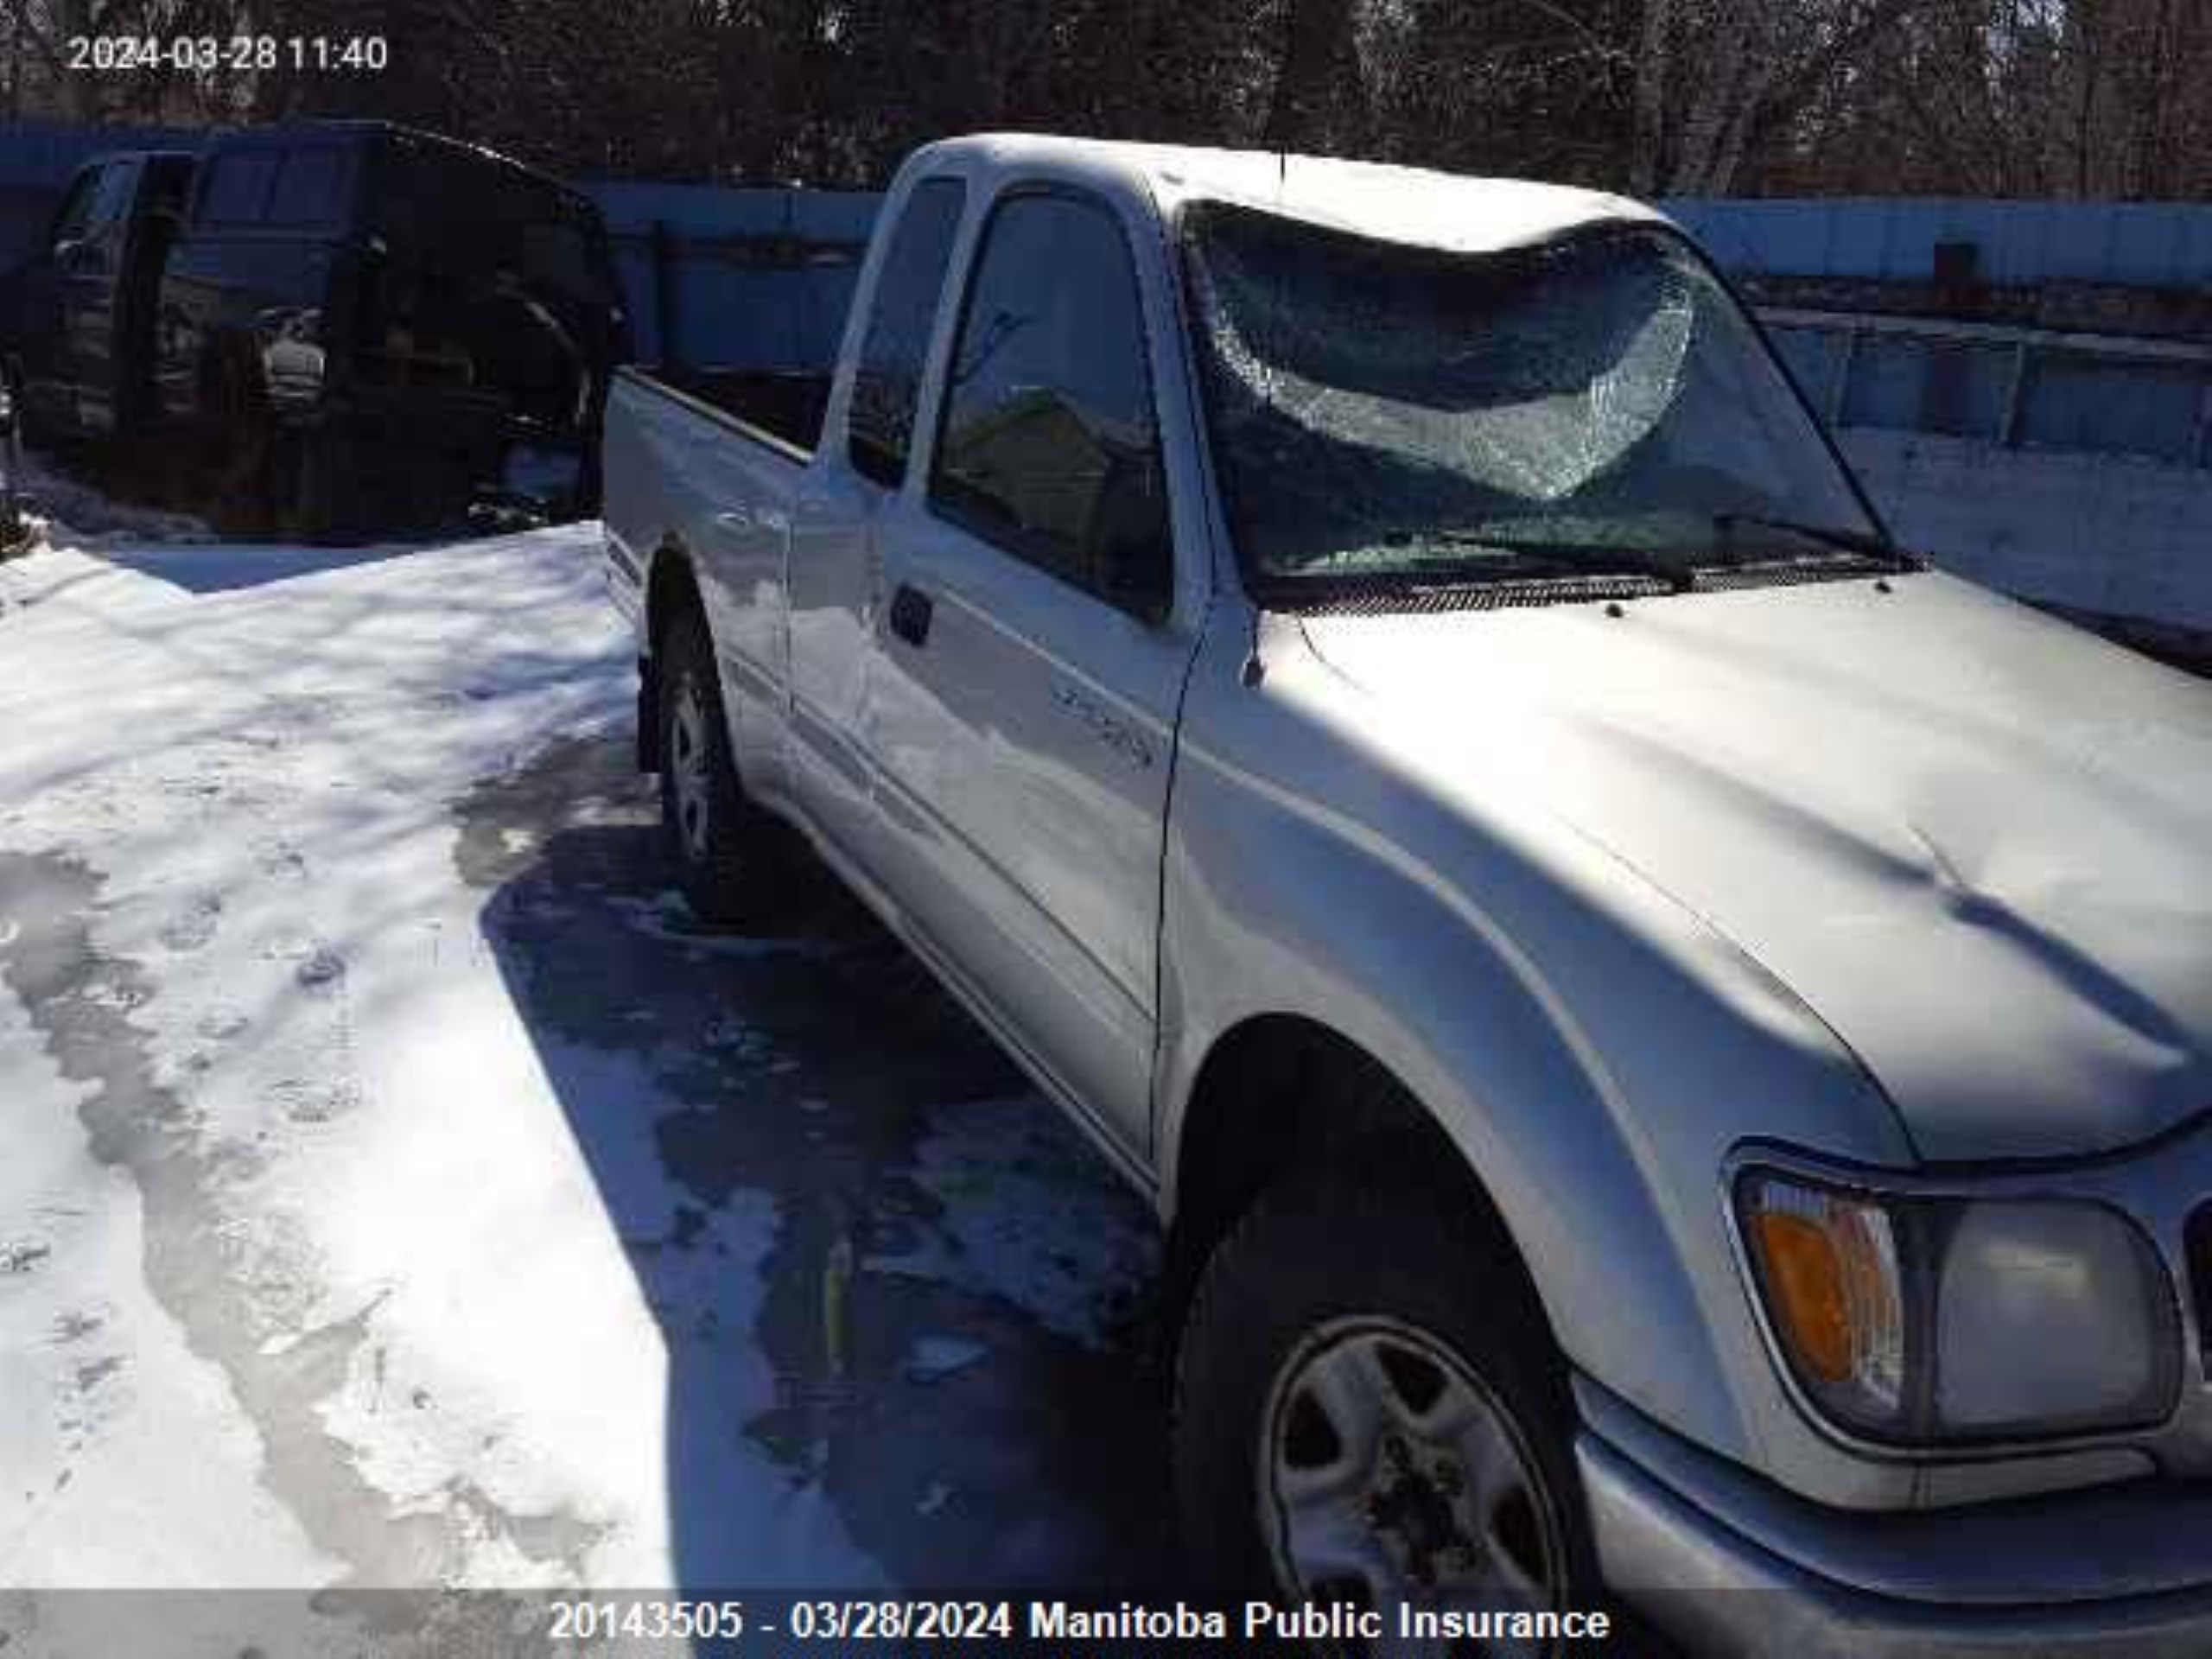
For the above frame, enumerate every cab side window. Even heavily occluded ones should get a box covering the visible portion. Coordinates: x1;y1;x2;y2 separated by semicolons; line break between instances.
51;163;133;256
848;177;966;490
87;163;137;235
930;192;1172;620
48;170;99;250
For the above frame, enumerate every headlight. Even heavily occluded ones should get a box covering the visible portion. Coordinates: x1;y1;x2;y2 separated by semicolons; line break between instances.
1736;1169;2181;1445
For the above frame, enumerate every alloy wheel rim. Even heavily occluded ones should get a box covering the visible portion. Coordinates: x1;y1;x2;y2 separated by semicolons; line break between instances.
671;677;714;862
1259;1316;1563;1655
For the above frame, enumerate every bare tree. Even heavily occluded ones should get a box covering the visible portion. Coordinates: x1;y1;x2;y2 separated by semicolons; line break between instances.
1630;0;1947;196
1264;0;1362;150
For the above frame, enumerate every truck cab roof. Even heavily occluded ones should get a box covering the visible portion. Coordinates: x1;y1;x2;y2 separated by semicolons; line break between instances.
900;131;1666;257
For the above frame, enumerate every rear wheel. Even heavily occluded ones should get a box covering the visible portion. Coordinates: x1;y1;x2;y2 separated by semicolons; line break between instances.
205;359;276;537
1175;1162;1596;1653
272;428;352;543
657;607;784;925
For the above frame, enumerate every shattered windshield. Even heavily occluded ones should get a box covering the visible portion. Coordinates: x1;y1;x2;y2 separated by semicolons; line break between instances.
1181;204;1891;593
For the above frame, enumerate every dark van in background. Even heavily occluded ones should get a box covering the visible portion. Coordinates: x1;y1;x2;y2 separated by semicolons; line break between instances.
4;122;631;538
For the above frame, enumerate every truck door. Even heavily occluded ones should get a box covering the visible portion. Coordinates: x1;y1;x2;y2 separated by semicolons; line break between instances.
19;162;121;436
862;187;1196;1166
787;175;967;877
48;158;142;436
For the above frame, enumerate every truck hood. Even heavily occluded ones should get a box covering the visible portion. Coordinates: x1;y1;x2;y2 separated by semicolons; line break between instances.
1301;573;2212;1163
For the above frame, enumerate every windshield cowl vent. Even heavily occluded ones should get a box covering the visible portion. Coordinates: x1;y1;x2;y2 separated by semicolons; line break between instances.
1694;556;1911;593
1268;573;1674;617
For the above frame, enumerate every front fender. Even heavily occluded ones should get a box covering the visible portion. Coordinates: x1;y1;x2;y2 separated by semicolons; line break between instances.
1157;624;1918;1503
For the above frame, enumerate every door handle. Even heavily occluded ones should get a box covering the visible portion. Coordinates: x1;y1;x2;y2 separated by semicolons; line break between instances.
888;582;933;647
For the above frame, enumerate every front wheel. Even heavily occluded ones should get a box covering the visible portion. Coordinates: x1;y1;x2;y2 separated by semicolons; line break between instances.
1174;1165;1597;1651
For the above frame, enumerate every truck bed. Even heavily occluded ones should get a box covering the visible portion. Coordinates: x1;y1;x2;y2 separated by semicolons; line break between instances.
643;366;832;458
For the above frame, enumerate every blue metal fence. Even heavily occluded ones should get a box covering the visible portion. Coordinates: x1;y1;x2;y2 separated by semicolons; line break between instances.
1663;196;2212;289
1669;196;2212;476
1767;312;2212;468
586;181;880;372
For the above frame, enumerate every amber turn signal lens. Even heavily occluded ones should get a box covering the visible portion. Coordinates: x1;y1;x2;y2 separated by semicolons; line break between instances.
1739;1175;1908;1431
1752;1210;1854;1382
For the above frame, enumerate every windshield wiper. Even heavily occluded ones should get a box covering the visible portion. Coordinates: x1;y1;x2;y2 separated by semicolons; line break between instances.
1709;513;1910;565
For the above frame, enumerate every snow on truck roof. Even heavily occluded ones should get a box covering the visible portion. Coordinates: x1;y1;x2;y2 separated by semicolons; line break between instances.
908;131;1667;257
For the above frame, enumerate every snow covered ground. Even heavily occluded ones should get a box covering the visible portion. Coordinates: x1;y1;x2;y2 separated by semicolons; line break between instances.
0;505;1166;1652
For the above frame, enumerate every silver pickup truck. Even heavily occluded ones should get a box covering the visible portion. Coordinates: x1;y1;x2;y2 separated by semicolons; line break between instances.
602;133;2212;1653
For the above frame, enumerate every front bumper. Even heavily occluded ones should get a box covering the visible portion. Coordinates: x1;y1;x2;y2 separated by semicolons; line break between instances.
1581;1412;2212;1657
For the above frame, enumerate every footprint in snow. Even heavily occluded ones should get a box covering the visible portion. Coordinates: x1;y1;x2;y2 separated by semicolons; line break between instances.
157;893;224;954
73;976;149;1013
294;948;346;992
257;840;309;880
48;1306;106;1346
73;1355;124;1394
56;1350;130;1458
272;1078;362;1124
1;1239;53;1275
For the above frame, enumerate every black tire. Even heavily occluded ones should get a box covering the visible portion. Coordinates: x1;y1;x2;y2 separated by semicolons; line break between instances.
4;357;41;452
1174;1158;1600;1646
272;428;353;544
206;368;277;537
657;607;784;925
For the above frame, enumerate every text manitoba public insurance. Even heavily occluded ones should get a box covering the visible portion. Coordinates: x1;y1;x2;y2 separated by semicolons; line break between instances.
1033;1602;1616;1643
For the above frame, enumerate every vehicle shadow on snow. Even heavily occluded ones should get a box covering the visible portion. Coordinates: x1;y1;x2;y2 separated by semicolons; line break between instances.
99;537;425;596
454;734;1179;1599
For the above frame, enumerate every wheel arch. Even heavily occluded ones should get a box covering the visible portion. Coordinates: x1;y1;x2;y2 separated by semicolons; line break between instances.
645;537;703;641
1154;949;1768;1465
1164;1015;1531;1306
637;537;703;771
